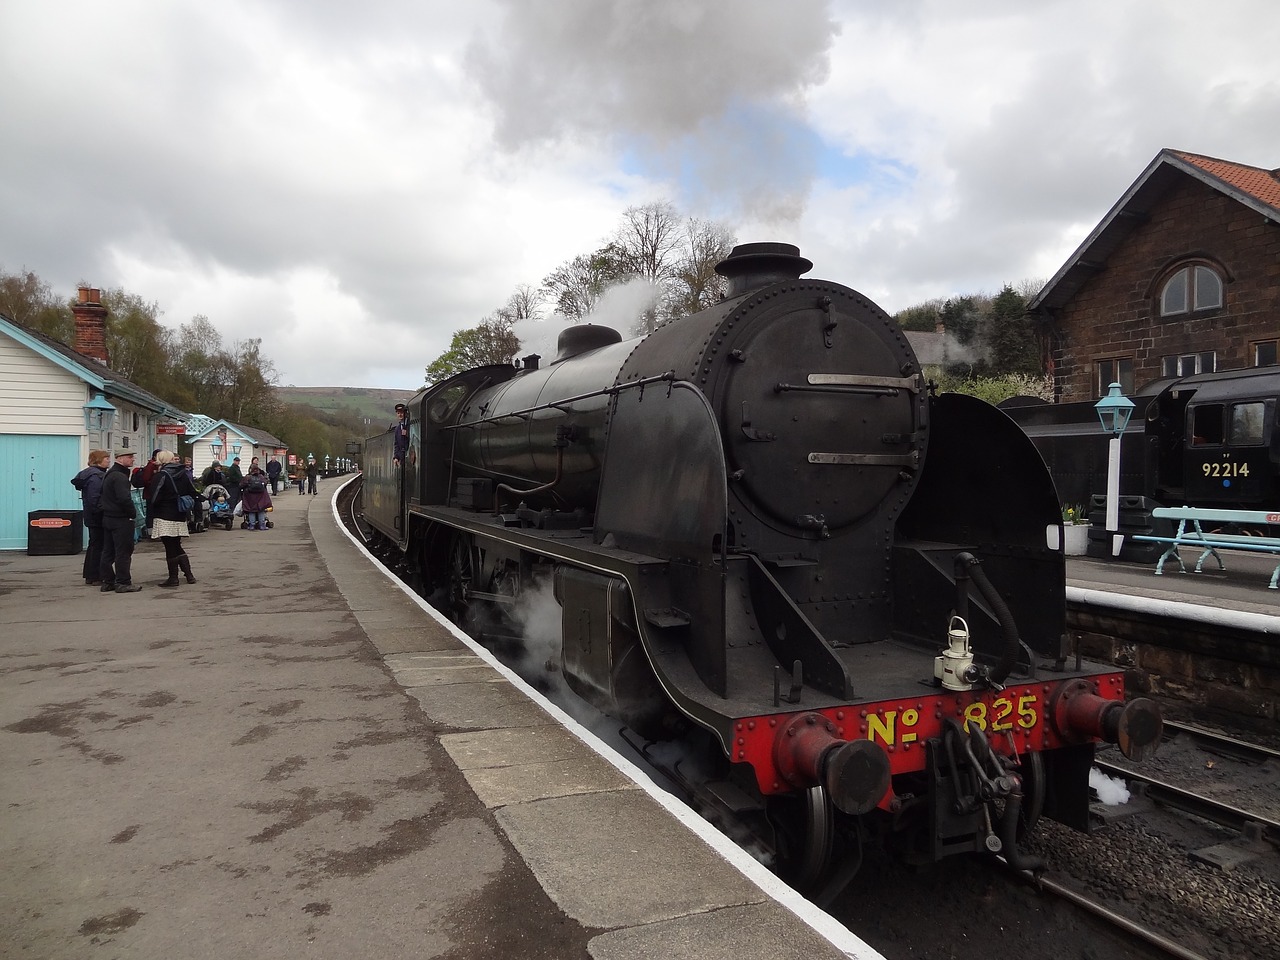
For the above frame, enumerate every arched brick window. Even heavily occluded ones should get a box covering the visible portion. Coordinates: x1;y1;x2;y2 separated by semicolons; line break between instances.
1159;262;1223;317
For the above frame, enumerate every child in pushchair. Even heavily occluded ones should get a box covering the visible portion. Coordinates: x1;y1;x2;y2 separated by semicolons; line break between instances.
204;483;234;530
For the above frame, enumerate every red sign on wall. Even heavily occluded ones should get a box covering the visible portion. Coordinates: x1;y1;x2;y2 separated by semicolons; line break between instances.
156;423;186;435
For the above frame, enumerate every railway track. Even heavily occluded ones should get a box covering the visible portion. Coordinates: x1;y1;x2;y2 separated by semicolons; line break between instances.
1095;720;1280;846
1002;863;1214;960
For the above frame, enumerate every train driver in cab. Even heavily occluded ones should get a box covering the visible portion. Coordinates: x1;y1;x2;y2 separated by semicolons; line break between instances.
392;402;409;467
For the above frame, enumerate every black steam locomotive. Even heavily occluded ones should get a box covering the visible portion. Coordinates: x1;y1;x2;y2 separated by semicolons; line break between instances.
362;242;1160;896
1003;366;1280;513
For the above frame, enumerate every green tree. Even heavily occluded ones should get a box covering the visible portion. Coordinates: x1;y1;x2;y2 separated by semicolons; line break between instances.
100;288;174;388
932;371;1053;405
939;295;981;347
0;268;72;340
541;245;629;321
425;314;520;384
895;299;943;332
986;284;1040;376
229;337;280;424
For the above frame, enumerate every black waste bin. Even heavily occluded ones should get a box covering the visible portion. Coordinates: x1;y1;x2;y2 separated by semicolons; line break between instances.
28;510;83;556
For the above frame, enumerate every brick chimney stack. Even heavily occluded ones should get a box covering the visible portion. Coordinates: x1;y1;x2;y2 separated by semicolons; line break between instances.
72;287;109;366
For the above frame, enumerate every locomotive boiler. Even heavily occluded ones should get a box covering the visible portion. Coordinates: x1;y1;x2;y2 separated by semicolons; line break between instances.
362;242;1161;896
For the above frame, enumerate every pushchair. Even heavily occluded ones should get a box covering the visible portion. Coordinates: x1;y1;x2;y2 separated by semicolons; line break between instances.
204;484;234;530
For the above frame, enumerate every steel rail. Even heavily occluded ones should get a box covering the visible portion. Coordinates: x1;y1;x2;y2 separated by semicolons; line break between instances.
1162;718;1280;764
1002;862;1213;960
1093;757;1280;845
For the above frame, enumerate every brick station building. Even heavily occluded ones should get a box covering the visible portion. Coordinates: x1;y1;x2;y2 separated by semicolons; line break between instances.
1028;148;1280;402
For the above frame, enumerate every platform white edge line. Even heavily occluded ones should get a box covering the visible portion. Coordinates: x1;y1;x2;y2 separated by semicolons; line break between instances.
328;477;884;960
1068;585;1280;633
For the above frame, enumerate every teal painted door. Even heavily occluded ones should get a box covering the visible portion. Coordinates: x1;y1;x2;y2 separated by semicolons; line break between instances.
0;435;83;550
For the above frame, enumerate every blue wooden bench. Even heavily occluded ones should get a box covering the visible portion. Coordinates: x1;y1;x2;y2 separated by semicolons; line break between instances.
1131;506;1280;588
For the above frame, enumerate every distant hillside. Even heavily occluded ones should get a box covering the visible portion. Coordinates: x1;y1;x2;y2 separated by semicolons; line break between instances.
276;386;417;427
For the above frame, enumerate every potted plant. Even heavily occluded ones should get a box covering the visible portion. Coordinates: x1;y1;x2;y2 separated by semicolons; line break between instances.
1062;503;1089;555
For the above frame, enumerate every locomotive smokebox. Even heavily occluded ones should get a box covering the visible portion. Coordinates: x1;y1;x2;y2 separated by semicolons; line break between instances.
715;242;813;297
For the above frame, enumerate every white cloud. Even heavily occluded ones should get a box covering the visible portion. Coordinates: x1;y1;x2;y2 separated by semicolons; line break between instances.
1;0;1277;386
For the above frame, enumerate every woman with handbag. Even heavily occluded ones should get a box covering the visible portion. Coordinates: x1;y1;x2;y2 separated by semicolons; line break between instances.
144;450;199;588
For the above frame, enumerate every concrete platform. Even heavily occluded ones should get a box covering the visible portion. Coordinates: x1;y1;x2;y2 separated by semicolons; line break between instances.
0;480;880;960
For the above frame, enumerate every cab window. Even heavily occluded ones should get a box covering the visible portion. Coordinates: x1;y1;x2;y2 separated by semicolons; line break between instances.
1190;405;1223;446
428;384;469;423
1228;402;1265;446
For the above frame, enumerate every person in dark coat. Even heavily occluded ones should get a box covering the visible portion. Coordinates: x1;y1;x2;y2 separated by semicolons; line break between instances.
392;403;409;466
100;449;141;592
71;449;109;585
225;456;244;508
145;450;199;587
239;464;272;530
305;456;319;495
200;460;227;490
265;457;282;494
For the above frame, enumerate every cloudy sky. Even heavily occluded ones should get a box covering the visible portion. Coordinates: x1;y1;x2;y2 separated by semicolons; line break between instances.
2;1;1277;389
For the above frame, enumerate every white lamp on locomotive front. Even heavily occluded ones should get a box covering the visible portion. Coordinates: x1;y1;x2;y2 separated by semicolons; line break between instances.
1094;382;1135;557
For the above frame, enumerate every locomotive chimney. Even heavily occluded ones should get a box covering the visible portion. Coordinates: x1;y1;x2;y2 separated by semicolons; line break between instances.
715;242;813;298
72;286;110;366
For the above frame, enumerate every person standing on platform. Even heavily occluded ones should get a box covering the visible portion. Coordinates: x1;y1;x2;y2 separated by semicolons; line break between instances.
200;460;227;490
71;449;109;585
137;449;162;490
100;449;141;592
225;455;244;509
266;457;282;495
240;463;272;530
306;456;319;496
145;450;199;587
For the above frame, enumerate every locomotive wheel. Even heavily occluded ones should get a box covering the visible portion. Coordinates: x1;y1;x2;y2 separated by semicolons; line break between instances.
769;786;836;894
447;534;478;633
1015;750;1045;838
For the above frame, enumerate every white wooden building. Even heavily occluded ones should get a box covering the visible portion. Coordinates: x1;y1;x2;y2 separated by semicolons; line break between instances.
0;302;187;551
187;418;289;478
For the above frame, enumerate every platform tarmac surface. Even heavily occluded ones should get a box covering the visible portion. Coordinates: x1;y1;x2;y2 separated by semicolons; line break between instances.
0;482;876;960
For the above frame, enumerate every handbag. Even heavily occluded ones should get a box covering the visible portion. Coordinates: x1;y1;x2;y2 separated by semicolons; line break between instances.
156;471;195;516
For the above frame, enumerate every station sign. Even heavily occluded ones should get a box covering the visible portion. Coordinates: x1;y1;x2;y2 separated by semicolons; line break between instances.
156;423;186;435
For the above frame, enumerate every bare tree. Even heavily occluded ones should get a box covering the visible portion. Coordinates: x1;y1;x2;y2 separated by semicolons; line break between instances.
668;217;736;318
613;201;682;284
541;245;627;321
506;283;546;322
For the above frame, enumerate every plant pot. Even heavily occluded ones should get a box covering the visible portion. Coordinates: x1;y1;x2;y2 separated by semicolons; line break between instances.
1063;523;1089;556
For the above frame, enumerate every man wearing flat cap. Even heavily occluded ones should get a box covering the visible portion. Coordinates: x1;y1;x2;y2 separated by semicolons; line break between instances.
225;455;244;510
99;449;142;593
392;402;409;466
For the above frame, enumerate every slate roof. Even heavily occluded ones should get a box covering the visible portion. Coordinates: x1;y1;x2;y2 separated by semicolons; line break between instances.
188;417;287;450
1029;148;1280;314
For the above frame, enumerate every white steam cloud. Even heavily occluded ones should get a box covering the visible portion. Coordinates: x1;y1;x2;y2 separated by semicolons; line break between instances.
513;277;660;363
466;0;841;220
1089;767;1131;806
